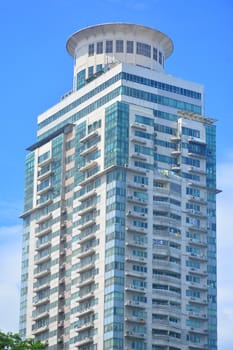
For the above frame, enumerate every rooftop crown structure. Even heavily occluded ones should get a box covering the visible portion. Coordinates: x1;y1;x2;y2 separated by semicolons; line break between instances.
20;23;218;350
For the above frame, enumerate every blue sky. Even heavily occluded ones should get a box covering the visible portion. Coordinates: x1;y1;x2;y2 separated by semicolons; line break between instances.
0;0;232;348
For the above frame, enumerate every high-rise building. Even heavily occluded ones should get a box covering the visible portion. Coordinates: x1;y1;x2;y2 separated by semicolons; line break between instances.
20;23;218;350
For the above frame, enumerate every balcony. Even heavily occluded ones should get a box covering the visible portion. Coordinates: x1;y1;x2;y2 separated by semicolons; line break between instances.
188;196;207;205
125;255;146;264
77;306;94;317
188;225;207;234
80;130;98;143
33;297;50;307
79;160;98;173
75;337;93;347
188;136;206;144
127;195;147;205
37;185;53;196
32;324;49;335
186;210;207;218
152;290;181;303
126;240;147;249
130;136;147;145
125;284;146;293
152;275;181;287
126;211;147;220
126;225;147;235
131;122;147;131
78;205;96;217
131;153;147;161
152;245;170;256
188;166;206;175
189;311;207;320
125;300;146;309
189;297;208;305
153;260;181;274
189;253;207;261
35;227;52;238
188;238;207;247
125;331;146;339
171;135;181;142
34;268;50;279
36;213;52;225
125;316;146;324
171;149;181;156
188;282;208;291
76;291;95;303
78;276;95;288
152;334;182;345
34;255;51;266
154;187;169;195
77;262;95;274
77;219;96;231
78;247;95;259
188;181;207;190
127;182;148;191
34;282;50;293
35;241;51;251
80;145;98;157
78;189;96;202
76;321;94;332
171;164;181;171
38;157;53;168
125;269;147;279
78;232;96;244
187;151;206;159
188;342;208;349
37;169;53;182
188;267;208;276
33;311;49;321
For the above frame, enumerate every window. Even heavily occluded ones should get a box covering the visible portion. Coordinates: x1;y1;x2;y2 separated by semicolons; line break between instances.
96;64;103;72
135;130;153;140
88;66;94;78
182;127;200;138
133;175;148;185
38;151;50;164
88;43;94;56
77;69;86;90
135;114;154;126
106;40;113;53
159;51;162;64
96;41;103;54
182;156;200;168
153;47;158;61
116;40;124;53
127;40;134;53
136;42;151;58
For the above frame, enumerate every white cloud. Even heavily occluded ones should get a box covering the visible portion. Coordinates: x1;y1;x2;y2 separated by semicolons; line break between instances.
0;224;22;333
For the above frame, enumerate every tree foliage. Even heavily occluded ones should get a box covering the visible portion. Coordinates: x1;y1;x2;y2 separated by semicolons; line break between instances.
0;331;46;350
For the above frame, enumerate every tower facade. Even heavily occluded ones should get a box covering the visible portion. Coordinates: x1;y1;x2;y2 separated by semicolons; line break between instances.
20;23;217;350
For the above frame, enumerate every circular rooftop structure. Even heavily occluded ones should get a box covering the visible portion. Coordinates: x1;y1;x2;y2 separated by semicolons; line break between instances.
66;23;174;58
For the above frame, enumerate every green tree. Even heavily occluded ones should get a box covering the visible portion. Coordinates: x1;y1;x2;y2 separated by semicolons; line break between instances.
0;331;46;350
